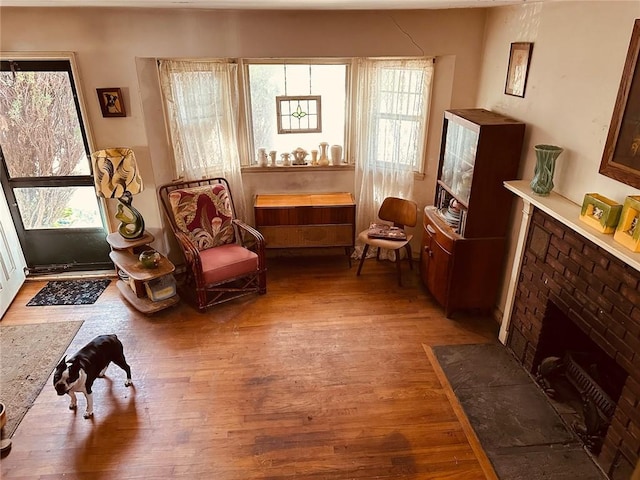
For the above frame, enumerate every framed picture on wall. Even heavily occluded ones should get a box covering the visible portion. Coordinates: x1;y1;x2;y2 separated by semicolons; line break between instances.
505;42;533;98
600;19;640;189
96;88;126;117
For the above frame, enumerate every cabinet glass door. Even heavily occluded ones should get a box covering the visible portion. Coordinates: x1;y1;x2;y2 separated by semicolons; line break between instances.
440;120;478;205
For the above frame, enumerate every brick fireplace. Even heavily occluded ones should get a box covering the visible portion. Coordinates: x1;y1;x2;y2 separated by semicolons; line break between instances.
506;205;640;479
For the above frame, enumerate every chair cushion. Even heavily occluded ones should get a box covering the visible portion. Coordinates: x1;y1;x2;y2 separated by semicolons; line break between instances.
199;244;259;285
357;229;413;249
168;184;235;251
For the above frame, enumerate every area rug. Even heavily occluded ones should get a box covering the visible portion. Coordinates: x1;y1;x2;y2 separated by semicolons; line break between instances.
0;321;83;438
26;279;111;306
432;343;606;480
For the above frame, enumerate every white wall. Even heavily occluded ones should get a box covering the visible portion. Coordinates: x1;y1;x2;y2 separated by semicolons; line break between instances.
476;1;640;319
1;7;487;258
3;2;639;319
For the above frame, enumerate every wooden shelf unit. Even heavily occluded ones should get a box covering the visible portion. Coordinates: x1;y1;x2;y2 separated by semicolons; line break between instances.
420;109;525;317
106;232;179;314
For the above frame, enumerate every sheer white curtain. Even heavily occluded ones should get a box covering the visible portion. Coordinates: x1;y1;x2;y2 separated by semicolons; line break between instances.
159;59;247;218
352;57;434;259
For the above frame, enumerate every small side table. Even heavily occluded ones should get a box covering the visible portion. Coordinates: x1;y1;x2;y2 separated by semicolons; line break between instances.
106;232;179;314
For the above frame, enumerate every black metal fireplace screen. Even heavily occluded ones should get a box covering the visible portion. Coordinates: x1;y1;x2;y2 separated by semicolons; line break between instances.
537;351;617;454
533;301;627;455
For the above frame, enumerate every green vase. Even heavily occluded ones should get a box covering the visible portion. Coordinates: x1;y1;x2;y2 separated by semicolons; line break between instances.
530;144;563;196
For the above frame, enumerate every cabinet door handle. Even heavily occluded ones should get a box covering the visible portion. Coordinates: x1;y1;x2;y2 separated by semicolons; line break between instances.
423;246;433;257
426;224;436;235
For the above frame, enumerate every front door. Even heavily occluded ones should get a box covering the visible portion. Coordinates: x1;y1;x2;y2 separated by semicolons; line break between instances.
0;58;111;273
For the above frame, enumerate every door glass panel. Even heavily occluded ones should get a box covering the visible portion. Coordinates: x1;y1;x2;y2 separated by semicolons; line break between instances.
14;186;102;229
0;69;90;178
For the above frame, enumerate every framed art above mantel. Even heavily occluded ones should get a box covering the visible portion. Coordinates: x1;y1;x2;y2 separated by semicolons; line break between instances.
600;19;640;189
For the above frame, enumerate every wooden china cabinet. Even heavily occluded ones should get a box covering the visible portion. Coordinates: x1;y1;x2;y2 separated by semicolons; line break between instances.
420;109;525;317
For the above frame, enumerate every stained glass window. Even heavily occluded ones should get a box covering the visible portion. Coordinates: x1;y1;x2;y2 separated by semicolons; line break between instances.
276;95;322;134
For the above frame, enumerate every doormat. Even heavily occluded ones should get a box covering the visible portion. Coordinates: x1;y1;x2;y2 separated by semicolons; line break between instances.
432;343;606;480
26;279;111;306
0;321;83;439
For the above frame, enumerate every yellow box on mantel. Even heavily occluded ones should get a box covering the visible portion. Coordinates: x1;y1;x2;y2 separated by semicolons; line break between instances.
613;195;640;252
579;193;622;234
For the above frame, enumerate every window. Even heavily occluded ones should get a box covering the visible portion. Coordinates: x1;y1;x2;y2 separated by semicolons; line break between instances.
160;57;433;172
159;60;244;181
246;61;348;165
276;95;322;134
372;64;431;171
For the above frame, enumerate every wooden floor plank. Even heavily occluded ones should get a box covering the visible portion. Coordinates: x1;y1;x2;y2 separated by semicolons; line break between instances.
1;254;499;479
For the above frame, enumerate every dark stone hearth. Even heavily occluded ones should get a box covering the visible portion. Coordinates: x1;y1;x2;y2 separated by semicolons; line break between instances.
432;342;531;387
490;445;607;480
433;343;605;479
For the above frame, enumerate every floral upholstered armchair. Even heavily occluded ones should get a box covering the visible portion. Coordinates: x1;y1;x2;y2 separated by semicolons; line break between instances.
158;177;266;311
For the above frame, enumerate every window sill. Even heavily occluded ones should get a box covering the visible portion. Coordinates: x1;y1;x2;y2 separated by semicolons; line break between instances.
242;164;355;173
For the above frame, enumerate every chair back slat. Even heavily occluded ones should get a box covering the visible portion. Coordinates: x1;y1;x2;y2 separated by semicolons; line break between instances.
378;197;418;229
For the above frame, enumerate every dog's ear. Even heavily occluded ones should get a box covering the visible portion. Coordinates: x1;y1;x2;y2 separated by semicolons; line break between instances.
56;356;67;371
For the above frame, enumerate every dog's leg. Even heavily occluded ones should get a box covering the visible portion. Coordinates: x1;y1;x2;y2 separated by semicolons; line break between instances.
78;381;93;419
82;391;94;419
112;355;133;387
67;391;77;411
98;366;108;378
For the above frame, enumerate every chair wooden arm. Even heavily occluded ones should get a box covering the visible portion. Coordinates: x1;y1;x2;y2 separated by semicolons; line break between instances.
233;219;265;249
233;219;266;270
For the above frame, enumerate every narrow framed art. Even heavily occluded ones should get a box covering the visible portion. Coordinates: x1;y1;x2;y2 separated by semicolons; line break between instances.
505;42;533;98
600;19;640;189
96;88;126;117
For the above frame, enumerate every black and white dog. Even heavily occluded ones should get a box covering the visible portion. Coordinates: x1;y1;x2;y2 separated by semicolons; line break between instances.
53;334;133;419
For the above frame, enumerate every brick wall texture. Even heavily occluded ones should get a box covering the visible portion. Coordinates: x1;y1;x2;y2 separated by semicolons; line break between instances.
507;209;640;476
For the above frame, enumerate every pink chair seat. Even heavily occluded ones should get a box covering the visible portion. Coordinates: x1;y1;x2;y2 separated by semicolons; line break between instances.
200;244;259;285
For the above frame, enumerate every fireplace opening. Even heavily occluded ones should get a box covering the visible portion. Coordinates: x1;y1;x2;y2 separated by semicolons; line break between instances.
532;301;628;455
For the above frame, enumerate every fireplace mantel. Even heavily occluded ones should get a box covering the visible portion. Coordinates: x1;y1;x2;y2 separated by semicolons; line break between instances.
505;180;640;271
499;180;640;344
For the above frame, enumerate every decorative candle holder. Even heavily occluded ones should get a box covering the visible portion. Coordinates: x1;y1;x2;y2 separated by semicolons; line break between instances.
318;142;330;166
579;193;622;234
257;147;268;167
139;249;161;268
613;195;640;252
331;145;342;165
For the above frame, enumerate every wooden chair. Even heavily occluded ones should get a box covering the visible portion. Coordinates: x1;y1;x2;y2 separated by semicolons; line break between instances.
356;197;418;286
158;177;266;312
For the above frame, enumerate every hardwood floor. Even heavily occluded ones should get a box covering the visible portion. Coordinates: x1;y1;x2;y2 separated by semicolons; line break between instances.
1;254;500;479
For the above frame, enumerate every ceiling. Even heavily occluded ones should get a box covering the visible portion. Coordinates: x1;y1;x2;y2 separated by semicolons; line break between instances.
1;0;542;9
